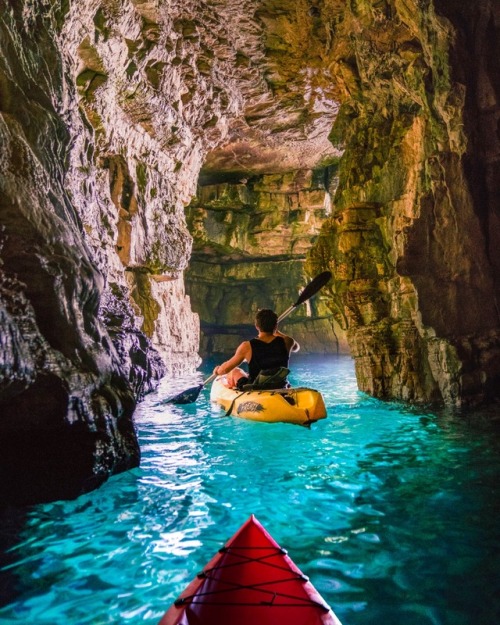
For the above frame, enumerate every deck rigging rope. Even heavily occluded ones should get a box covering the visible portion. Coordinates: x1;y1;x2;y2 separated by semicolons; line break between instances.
174;545;330;612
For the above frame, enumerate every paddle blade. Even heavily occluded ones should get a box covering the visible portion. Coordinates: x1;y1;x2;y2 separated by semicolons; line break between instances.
167;384;203;404
165;373;216;405
294;271;332;307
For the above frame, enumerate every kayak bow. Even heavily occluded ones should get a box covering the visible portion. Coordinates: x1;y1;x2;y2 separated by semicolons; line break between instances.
159;515;342;625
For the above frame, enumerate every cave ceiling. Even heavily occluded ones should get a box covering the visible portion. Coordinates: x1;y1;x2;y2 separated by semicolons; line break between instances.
167;0;344;178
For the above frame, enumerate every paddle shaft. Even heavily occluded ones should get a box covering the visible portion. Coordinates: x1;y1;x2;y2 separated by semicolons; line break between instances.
277;271;331;323
202;372;217;387
277;305;296;323
166;371;217;403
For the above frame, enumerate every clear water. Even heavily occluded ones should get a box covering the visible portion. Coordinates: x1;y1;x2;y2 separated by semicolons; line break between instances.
1;355;500;625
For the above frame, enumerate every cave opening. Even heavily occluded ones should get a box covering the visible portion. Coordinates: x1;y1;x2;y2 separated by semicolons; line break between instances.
183;159;349;361
1;0;500;511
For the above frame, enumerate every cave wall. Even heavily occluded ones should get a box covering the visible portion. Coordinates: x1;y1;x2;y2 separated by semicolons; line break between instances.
1;0;498;504
0;1;141;504
185;168;346;356
307;0;500;405
0;0;239;504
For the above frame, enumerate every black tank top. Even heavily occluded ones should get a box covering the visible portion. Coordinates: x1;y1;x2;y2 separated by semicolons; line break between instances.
248;337;289;381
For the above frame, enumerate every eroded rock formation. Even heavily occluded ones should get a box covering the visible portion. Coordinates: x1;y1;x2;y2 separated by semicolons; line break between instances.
307;0;500;404
1;2;147;504
1;0;498;504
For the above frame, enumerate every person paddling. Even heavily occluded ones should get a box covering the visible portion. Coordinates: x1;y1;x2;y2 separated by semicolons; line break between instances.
213;309;300;389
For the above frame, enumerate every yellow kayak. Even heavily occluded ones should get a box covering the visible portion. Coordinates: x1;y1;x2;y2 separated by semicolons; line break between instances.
210;377;327;426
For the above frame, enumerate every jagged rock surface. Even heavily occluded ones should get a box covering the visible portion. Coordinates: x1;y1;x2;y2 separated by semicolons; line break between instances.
186;169;347;356
307;0;500;405
0;1;142;504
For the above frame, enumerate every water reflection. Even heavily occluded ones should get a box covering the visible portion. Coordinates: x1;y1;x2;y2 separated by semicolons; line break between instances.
0;356;499;625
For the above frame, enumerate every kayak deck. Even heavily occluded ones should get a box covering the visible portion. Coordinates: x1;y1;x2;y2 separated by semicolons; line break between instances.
159;515;342;625
210;377;327;425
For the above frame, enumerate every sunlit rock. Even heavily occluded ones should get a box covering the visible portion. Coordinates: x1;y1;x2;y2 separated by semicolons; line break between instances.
185;169;347;356
307;0;500;405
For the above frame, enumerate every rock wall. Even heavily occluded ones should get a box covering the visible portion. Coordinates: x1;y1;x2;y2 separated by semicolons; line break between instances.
307;0;500;405
1;0;498;504
181;0;346;360
0;0;228;504
0;1;141;504
186;168;346;356
0;0;343;504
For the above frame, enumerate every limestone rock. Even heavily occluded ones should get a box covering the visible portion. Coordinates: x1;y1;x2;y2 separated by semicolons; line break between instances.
185;170;346;356
307;0;500;405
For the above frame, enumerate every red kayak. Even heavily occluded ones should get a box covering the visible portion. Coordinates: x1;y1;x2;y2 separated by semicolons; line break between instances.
159;515;342;625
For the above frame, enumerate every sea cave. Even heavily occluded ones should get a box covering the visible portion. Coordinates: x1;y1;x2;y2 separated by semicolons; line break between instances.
1;0;499;506
2;2;500;624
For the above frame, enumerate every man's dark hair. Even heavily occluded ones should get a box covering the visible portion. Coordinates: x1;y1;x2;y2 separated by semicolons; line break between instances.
255;309;278;332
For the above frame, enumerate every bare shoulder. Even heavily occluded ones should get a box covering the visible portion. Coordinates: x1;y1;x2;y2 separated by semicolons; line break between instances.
277;333;293;347
235;340;251;357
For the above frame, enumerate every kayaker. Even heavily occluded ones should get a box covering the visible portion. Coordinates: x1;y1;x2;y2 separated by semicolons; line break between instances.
213;308;299;389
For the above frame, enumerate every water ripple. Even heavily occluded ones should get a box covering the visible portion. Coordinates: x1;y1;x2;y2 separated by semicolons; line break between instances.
1;356;500;625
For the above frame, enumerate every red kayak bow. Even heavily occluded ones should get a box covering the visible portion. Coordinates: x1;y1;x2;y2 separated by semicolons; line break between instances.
159;515;342;625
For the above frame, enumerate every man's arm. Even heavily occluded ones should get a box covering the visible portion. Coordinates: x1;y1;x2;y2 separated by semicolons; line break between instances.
213;341;251;375
275;330;300;353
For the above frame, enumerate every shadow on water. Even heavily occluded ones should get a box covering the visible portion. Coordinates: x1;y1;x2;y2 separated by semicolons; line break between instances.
0;507;28;607
1;355;500;624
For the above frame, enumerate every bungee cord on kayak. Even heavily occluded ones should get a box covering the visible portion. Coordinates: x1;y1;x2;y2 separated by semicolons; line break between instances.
159;515;342;625
175;548;331;611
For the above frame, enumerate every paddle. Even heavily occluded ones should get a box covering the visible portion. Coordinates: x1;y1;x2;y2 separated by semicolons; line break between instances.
165;372;217;405
166;271;332;404
277;270;332;322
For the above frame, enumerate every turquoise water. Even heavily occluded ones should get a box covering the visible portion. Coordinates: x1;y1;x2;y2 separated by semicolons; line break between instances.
1;355;500;625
